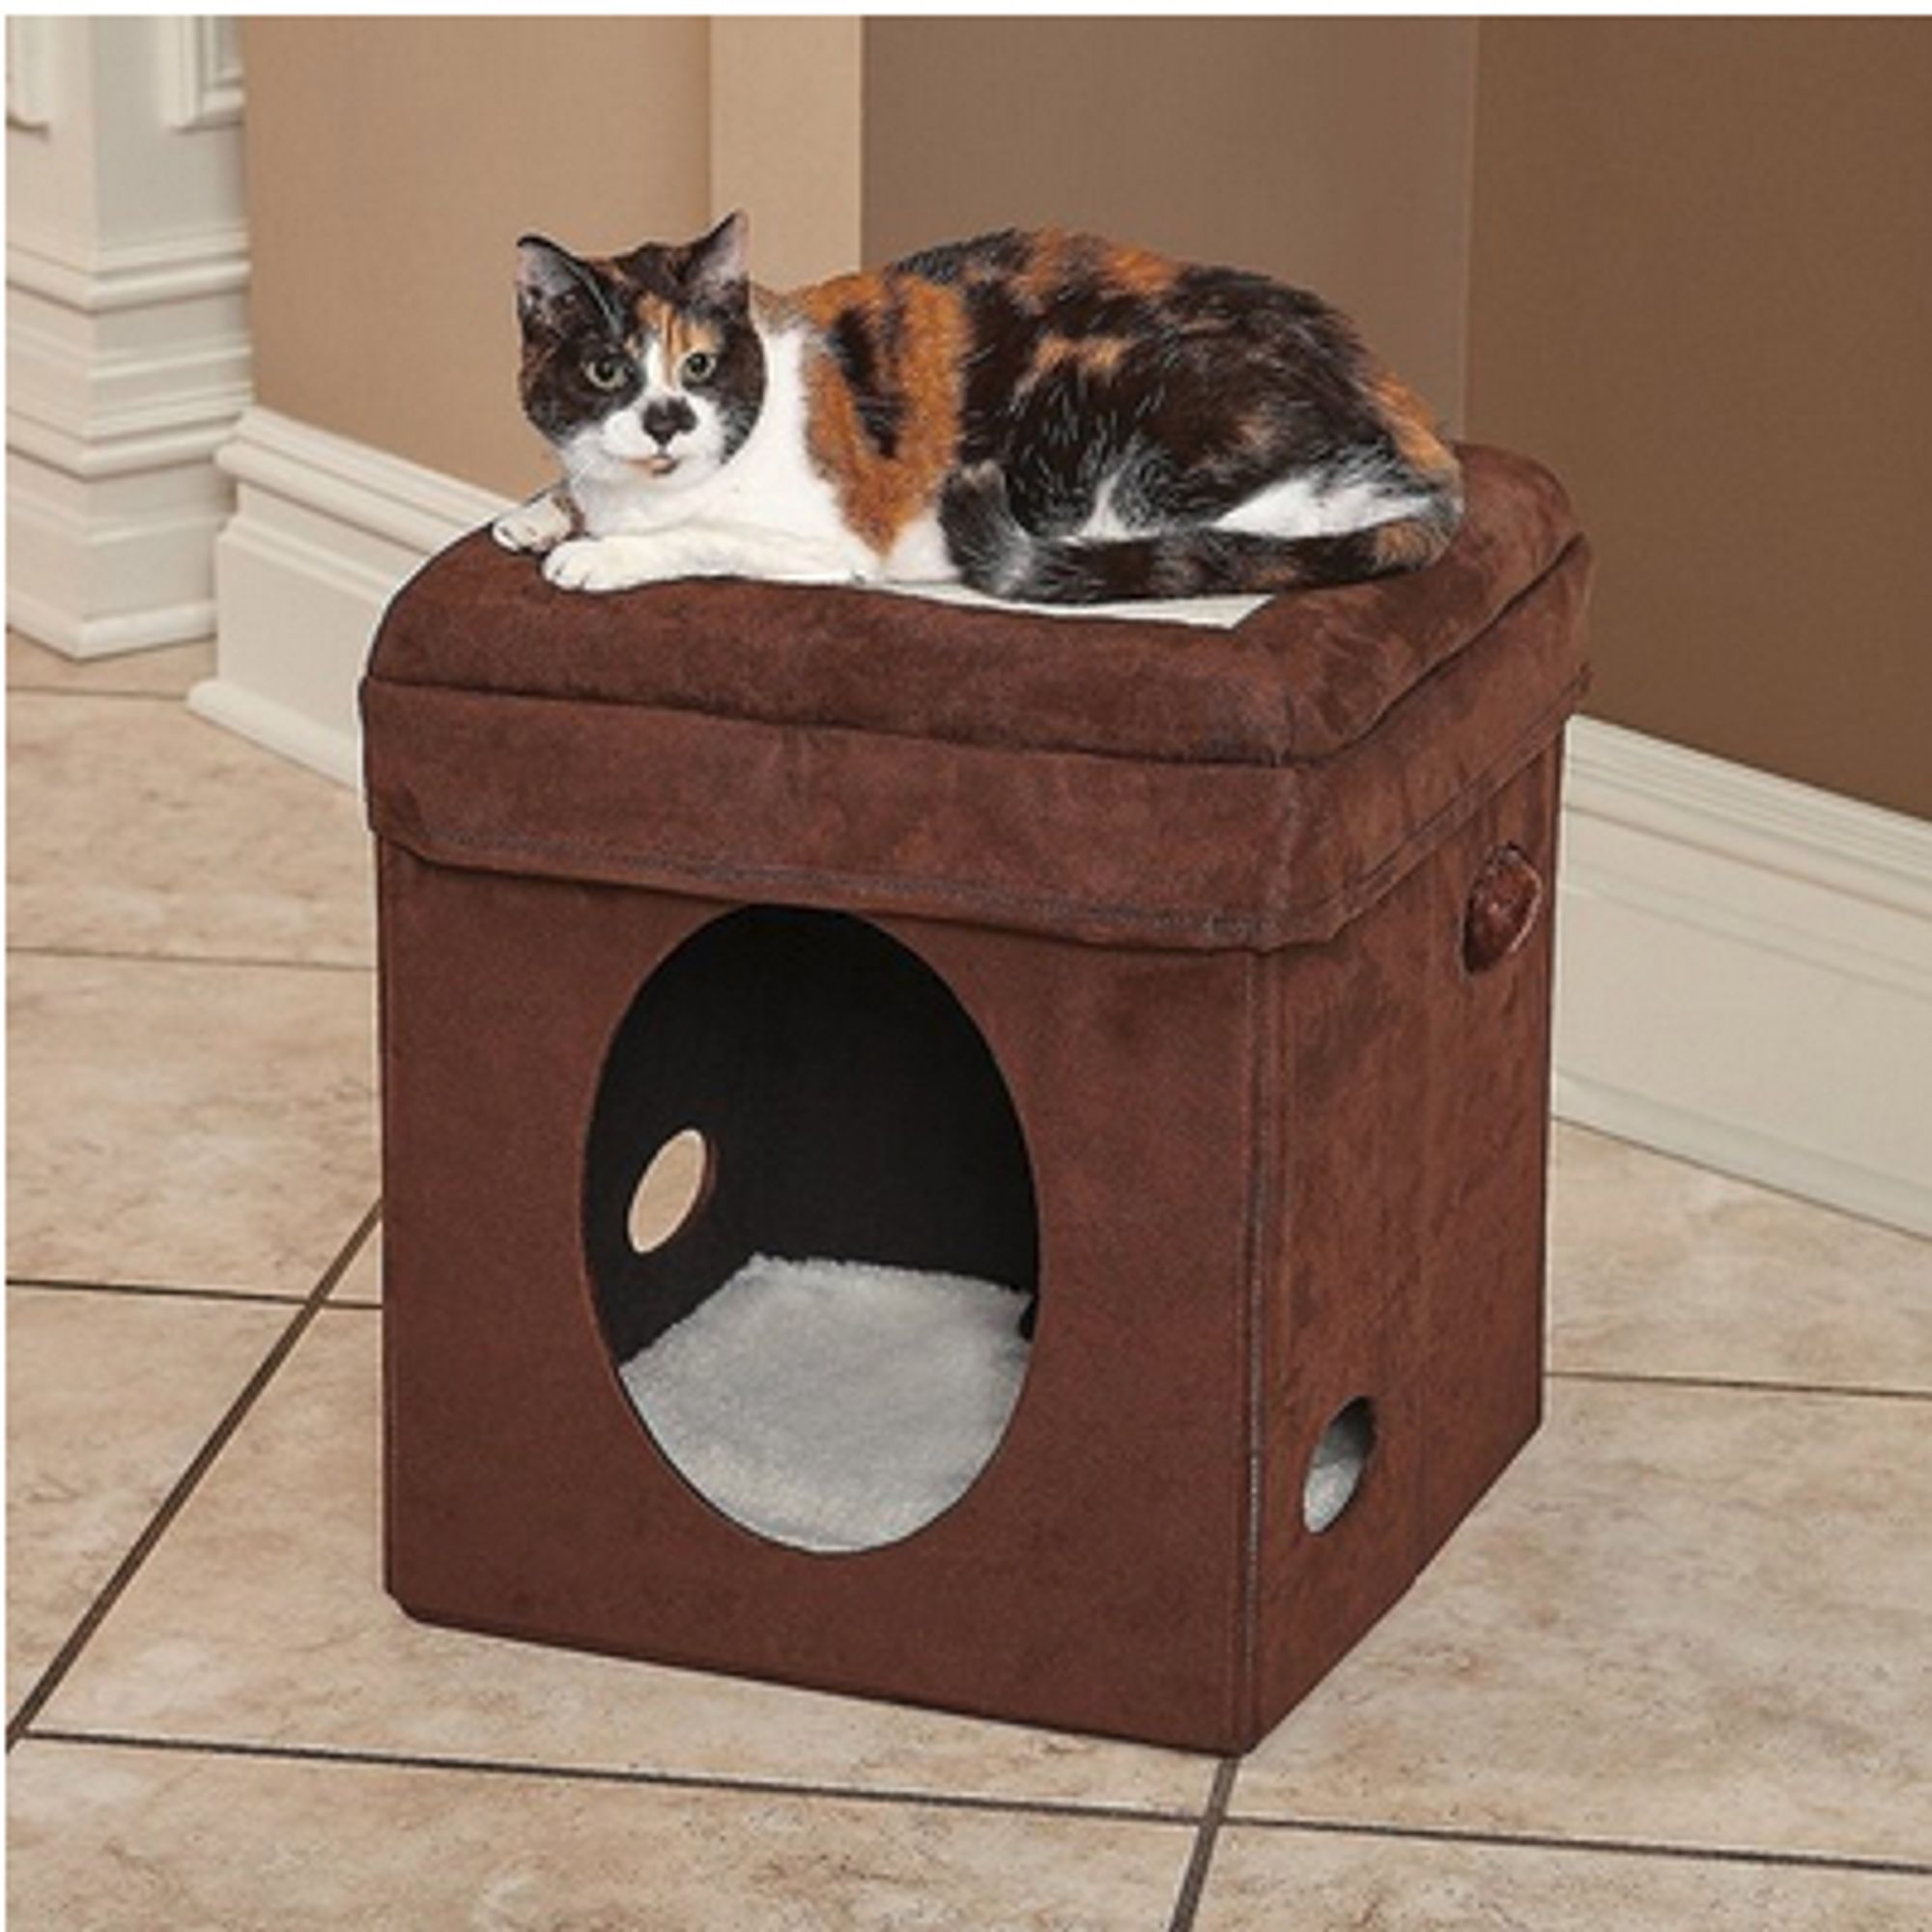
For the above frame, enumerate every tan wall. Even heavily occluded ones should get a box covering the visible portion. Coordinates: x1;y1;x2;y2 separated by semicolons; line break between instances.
1468;19;1932;819
711;17;862;292
241;17;710;497
863;17;1478;428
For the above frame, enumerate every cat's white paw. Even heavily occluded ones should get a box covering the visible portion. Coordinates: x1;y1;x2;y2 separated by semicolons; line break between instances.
492;494;574;555
542;537;662;593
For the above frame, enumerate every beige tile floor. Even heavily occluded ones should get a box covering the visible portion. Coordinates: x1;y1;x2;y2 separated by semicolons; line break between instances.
8;630;1931;1927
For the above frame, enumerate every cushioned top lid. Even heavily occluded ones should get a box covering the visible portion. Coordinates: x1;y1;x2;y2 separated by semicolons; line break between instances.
367;444;1577;769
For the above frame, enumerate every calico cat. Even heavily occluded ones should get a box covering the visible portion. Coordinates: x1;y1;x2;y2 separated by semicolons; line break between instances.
494;211;1462;605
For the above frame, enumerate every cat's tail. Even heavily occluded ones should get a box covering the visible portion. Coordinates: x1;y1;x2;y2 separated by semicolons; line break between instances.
939;465;1463;607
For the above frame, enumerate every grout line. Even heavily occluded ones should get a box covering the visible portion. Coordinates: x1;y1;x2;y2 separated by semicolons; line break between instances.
1219;1808;1932;1883
21;1727;1210;1833
7;1275;307;1310
7;1275;383;1315
1167;1757;1239;1931
1547;1367;1932;1406
7;943;375;977
5;1200;384;1750
30;1737;1932;1893
7;684;201;703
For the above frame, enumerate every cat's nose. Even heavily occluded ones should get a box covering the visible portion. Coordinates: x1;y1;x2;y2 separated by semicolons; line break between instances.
641;398;697;447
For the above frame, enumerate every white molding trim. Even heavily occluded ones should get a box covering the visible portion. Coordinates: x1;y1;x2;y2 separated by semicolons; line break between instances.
199;407;508;786
217;405;507;556
1554;717;1932;1238
8;388;249;476
6;19;250;657
195;412;1932;1236
7;17;55;130
1566;718;1932;925
6;240;252;652
7;226;251;313
159;17;242;132
6;584;216;659
189;673;369;791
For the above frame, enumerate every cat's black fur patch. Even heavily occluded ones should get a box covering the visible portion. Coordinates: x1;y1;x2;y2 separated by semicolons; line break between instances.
826;306;905;457
957;281;1037;469
892;230;1035;284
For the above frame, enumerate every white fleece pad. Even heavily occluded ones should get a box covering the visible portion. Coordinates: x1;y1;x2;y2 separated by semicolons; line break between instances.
620;1254;1032;1553
868;578;1269;629
1302;1434;1367;1535
1303;1402;1376;1534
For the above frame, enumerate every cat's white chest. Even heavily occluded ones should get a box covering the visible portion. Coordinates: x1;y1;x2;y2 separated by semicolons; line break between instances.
731;331;956;583
706;330;868;553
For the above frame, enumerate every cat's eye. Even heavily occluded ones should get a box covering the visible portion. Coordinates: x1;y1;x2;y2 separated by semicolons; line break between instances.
582;353;632;392
680;350;717;385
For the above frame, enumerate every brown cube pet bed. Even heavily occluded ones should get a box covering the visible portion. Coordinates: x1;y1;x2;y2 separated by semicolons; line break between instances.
362;443;1590;1754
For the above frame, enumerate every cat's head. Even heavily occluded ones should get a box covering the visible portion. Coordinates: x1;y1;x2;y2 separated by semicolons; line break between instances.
514;212;764;495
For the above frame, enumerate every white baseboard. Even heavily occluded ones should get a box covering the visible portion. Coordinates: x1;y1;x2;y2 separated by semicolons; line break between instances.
186;672;365;792
6;229;252;657
202;407;507;787
196;412;1932;1238
1554;718;1932;1238
5;582;216;659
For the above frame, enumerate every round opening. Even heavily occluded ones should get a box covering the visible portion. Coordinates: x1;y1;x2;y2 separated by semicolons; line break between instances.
1303;1397;1376;1534
627;1127;712;1254
583;907;1040;1556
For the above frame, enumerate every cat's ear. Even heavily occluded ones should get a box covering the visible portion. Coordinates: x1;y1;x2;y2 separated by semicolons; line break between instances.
516;235;593;323
683;211;750;306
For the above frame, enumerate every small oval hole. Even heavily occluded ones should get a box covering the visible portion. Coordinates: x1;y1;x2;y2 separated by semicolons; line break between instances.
1303;1397;1376;1533
628;1127;712;1254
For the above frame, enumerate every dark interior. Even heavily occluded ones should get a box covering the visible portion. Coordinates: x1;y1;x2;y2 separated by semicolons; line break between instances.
583;905;1040;1363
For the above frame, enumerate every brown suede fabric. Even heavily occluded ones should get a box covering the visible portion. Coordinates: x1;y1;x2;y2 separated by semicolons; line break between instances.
1252;749;1561;1735
363;443;1590;1752
364;446;1587;952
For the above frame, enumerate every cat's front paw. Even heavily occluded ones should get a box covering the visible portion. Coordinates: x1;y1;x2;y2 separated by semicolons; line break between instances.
492;493;575;555
542;538;656;594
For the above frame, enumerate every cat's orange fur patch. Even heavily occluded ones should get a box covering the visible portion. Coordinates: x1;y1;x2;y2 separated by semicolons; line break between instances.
1370;515;1452;571
1095;242;1177;297
1016;231;1177;304
1032;334;1133;382
1370;368;1459;485
630;295;721;373
628;294;670;348
798;271;968;553
1014;230;1077;303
